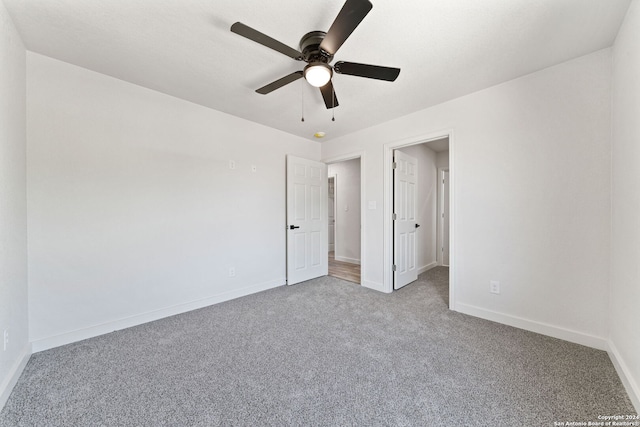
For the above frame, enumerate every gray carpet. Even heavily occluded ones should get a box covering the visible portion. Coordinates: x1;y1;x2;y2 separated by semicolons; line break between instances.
0;267;635;426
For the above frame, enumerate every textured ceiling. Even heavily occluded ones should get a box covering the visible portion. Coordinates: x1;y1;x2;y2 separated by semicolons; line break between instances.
3;0;631;141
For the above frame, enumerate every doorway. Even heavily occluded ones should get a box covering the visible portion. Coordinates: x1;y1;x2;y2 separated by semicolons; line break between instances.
385;134;452;304
326;157;362;284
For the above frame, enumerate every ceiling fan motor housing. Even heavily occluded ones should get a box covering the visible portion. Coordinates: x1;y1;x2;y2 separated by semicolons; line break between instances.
299;31;333;63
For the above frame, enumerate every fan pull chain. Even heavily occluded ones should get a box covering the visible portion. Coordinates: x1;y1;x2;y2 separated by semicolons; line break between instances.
301;80;305;122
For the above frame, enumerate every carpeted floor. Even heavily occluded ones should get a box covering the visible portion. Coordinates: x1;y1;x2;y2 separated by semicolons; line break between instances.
0;267;636;426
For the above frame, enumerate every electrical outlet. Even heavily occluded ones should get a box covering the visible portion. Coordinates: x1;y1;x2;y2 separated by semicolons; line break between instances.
229;267;236;277
490;280;500;294
3;330;8;351
229;160;236;170
251;165;257;173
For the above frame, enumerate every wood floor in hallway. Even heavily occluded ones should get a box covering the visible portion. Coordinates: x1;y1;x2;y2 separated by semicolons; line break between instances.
328;251;360;284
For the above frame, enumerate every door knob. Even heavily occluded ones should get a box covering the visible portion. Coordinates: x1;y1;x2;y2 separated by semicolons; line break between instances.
289;225;300;230
415;224;421;228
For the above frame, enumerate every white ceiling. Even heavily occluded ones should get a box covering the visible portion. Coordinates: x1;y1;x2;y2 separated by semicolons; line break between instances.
425;137;449;153
3;0;631;142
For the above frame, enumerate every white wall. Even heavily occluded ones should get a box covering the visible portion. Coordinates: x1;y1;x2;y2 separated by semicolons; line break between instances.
0;1;29;409
321;49;612;349
397;144;438;273
27;52;320;351
328;158;361;264
436;150;449;169
610;0;640;411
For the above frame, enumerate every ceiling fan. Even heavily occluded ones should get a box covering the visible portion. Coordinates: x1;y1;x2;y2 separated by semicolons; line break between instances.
230;0;400;109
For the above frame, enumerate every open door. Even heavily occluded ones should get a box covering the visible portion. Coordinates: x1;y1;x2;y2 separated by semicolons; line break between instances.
286;155;328;285
393;150;418;290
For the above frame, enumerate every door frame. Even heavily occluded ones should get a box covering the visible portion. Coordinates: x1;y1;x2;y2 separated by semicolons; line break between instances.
383;130;456;310
438;167;450;266
322;151;366;282
328;174;337;253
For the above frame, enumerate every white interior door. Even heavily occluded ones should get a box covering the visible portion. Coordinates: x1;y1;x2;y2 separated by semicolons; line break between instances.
393;150;418;290
287;155;328;285
442;169;450;266
328;176;335;252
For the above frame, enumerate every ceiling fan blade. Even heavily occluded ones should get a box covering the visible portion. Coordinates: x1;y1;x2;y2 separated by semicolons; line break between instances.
319;80;339;109
334;61;400;81
231;22;303;60
256;71;304;94
319;0;372;56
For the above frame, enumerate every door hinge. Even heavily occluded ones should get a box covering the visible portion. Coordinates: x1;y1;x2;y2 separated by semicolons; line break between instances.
392;213;397;220
392;162;397;169
392;264;397;271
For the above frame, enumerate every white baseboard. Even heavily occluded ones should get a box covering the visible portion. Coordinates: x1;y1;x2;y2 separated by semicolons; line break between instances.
0;343;32;411
334;255;361;265
455;303;608;350
362;279;388;293
31;278;285;353
417;262;438;275
608;340;640;413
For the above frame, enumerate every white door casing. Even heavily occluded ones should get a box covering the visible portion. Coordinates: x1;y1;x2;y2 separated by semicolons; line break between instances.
286;155;328;285
393;150;418;290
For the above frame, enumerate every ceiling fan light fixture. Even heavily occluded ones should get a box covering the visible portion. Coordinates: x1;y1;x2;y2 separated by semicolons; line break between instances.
304;63;332;87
